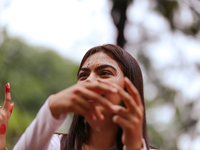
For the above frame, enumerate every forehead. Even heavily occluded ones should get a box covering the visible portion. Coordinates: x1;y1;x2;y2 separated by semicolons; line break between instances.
83;52;119;67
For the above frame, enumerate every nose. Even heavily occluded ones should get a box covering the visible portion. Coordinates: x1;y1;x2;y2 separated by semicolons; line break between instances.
85;72;98;83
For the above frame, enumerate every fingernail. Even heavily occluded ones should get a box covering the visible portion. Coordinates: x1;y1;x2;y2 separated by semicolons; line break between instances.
99;114;104;120
9;103;14;113
5;83;10;93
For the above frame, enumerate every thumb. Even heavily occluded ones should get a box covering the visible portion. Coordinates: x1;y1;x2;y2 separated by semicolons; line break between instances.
9;103;14;114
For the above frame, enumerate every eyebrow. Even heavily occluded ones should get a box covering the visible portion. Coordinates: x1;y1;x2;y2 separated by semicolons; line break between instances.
79;64;117;73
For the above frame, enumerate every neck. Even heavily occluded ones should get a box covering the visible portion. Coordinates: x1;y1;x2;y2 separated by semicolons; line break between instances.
83;116;119;150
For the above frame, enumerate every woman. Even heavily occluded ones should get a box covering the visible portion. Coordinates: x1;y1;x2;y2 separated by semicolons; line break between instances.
0;83;14;150
14;44;151;150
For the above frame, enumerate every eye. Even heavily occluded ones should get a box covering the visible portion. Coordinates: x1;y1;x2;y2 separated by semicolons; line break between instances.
100;71;113;76
78;73;89;80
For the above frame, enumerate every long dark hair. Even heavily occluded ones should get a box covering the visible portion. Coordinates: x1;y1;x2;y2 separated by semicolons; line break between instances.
61;44;149;150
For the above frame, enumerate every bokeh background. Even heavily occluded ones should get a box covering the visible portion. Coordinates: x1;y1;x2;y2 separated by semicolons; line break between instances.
1;0;200;149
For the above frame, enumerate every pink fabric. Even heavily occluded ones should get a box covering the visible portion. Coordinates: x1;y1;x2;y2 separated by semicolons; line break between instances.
13;96;66;150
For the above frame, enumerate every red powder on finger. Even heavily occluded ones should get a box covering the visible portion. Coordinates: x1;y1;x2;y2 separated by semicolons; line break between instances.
5;83;10;93
0;124;6;134
9;103;14;113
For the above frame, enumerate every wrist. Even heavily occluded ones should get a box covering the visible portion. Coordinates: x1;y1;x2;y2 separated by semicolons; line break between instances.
49;96;61;119
0;135;6;149
49;99;59;119
125;139;143;150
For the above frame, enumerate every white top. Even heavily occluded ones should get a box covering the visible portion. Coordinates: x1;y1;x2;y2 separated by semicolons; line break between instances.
13;97;148;150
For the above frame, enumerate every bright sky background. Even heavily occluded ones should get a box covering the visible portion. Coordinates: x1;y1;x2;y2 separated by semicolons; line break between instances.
1;0;200;148
0;0;116;62
1;0;200;105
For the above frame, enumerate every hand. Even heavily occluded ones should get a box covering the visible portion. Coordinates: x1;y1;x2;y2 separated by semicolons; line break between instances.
49;82;117;120
109;77;143;150
0;83;14;149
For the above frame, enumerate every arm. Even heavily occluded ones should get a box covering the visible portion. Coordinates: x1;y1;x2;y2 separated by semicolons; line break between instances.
13;96;67;150
0;83;14;150
14;82;116;150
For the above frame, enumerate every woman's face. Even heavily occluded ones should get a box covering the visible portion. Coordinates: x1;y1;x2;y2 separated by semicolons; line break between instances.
78;51;124;107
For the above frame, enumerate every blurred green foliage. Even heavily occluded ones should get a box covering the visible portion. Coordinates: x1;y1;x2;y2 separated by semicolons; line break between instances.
0;32;79;149
0;0;199;149
111;0;200;149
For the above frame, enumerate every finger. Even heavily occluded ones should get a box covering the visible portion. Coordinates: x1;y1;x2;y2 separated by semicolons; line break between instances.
70;93;93;111
112;105;130;119
67;94;95;119
72;103;96;120
101;78;142;107
93;106;105;120
112;83;138;113
124;77;142;106
88;106;104;120
75;104;98;121
82;82;118;94
77;98;104;120
75;87;114;111
112;105;144;127
4;83;11;111
0;106;2;109
113;115;133;131
9;103;14;114
98;80;116;88
70;94;102;120
117;87;143;117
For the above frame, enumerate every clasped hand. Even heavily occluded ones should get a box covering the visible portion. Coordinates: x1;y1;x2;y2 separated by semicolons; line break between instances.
49;77;143;150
